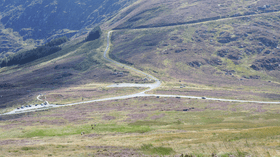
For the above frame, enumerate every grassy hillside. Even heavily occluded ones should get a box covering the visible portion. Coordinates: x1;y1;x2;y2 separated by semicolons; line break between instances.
105;0;280;30
1;97;280;156
0;0;137;57
0;29;147;111
109;11;280;101
1;0;280;156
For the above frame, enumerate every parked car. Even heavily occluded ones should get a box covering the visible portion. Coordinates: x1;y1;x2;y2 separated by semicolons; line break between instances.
21;106;24;109
17;107;20;110
26;105;29;107
35;104;38;106
29;105;32;107
202;97;206;99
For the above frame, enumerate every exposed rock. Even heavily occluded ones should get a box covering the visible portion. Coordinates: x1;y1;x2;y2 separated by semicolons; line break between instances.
253;57;280;70
218;36;238;43
170;36;179;40
257;37;278;48
245;48;255;55
228;54;242;60
188;61;202;68
217;32;238;43
207;58;222;65
217;49;229;57
264;50;271;54
176;39;184;43
250;65;260;70
250;75;260;79
175;48;187;53
243;75;260;79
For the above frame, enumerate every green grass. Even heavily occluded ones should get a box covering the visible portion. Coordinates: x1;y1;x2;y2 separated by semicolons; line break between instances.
1;97;280;156
21;146;46;151
140;144;174;155
17;124;152;138
222;126;280;141
129;120;169;126
94;124;152;133
21;125;90;138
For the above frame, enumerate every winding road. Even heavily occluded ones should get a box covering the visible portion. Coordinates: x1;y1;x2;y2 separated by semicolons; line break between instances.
1;31;280;116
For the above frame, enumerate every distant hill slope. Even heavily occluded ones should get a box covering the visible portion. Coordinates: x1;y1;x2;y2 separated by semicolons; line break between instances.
106;0;280;30
0;0;136;57
108;0;280;101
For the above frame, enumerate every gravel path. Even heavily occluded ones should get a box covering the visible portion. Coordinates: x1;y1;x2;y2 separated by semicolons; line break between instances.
1;31;279;116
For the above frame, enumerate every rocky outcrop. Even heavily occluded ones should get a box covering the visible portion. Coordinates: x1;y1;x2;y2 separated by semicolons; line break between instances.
188;61;203;68
217;32;238;44
251;57;280;71
217;49;229;57
175;48;187;53
217;48;242;60
218;36;238;43
250;65;260;70
257;37;278;48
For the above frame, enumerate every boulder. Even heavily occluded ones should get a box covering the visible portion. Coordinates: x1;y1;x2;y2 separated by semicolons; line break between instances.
250;65;260;70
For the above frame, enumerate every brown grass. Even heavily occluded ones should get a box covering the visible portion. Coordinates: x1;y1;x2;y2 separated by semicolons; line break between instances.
1;97;280;156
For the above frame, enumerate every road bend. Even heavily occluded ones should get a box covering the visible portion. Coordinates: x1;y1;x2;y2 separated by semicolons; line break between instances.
1;31;280;116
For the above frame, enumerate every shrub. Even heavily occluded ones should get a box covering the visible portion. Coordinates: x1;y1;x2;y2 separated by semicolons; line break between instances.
0;46;61;67
45;36;68;47
0;36;69;67
85;26;102;42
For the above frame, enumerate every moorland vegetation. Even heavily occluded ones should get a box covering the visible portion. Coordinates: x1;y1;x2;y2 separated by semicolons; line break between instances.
1;0;280;156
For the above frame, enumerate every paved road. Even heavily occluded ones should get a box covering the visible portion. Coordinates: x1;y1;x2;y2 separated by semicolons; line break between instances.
2;31;280;116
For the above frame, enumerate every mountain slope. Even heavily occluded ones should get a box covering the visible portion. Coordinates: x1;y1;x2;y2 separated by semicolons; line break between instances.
105;0;280;30
1;1;280;156
108;0;280;101
0;0;136;57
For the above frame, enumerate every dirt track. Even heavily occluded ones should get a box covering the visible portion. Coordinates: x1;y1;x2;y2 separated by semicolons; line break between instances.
1;31;280;116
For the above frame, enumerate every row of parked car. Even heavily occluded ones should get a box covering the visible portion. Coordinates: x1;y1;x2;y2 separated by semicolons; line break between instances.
17;102;48;110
